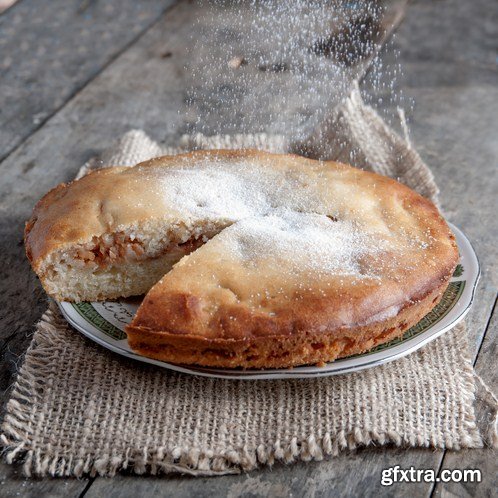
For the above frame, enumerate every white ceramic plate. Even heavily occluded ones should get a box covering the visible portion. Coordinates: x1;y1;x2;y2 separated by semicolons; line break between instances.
58;223;479;380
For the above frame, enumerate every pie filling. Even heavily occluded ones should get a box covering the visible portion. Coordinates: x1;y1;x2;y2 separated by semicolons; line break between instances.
60;232;206;271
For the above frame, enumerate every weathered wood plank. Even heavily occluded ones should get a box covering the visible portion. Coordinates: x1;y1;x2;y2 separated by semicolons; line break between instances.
84;448;445;498
0;1;178;496
181;0;407;142
0;461;89;498
0;0;177;162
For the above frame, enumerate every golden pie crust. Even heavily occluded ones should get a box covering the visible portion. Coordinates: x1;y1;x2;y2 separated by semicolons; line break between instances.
25;150;458;368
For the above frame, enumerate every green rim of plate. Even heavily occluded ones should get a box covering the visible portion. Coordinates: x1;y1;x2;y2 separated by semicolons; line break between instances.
71;302;126;340
345;280;465;358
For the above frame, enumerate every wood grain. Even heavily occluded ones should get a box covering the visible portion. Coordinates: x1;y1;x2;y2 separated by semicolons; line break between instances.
0;1;177;496
0;462;90;498
0;0;177;162
84;449;444;498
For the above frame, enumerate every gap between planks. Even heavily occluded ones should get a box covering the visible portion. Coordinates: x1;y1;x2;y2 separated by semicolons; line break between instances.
0;0;179;166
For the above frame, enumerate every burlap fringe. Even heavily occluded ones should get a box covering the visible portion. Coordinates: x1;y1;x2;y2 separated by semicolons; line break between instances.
454;328;498;449
1;305;494;478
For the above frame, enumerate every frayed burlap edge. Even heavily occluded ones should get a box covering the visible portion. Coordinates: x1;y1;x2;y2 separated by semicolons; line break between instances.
1;305;490;478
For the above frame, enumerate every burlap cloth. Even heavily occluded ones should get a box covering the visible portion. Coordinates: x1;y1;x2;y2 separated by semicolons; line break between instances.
2;88;497;477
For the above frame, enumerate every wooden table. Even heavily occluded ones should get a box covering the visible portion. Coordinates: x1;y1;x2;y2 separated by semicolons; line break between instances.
0;0;496;496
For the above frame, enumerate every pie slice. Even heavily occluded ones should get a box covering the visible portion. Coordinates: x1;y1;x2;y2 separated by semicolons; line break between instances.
25;150;458;368
127;210;457;368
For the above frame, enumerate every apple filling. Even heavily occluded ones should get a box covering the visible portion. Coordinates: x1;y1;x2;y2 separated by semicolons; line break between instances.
65;232;204;270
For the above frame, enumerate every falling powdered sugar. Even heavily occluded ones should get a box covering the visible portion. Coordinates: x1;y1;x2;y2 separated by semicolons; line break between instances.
133;156;395;283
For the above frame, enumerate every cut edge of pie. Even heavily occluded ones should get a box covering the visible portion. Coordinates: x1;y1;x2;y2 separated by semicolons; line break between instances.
127;279;449;369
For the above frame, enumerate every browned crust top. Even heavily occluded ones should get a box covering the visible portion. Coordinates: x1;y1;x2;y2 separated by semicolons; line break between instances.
24;149;458;344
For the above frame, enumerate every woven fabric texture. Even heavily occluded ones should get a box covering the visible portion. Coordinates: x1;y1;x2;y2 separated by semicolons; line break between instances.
2;88;496;477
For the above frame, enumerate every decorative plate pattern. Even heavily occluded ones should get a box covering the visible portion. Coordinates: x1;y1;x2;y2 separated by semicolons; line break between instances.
58;223;479;380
